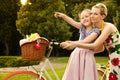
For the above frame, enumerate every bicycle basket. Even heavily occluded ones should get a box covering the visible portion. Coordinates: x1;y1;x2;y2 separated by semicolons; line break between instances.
21;37;49;61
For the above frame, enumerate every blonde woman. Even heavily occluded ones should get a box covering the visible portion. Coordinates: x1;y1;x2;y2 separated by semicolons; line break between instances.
61;3;120;80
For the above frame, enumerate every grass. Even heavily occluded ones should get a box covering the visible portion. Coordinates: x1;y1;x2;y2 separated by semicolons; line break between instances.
0;73;10;80
95;56;108;64
0;56;108;80
50;57;69;63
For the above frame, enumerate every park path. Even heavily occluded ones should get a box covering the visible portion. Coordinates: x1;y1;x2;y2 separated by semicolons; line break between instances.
0;62;67;73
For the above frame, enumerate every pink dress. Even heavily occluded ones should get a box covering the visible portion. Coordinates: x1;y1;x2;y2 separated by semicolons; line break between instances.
62;26;100;80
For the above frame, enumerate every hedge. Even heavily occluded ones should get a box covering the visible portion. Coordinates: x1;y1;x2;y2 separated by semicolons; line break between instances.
0;56;39;68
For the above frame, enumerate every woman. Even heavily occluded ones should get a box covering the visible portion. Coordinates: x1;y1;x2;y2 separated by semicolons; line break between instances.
61;3;120;80
54;9;102;80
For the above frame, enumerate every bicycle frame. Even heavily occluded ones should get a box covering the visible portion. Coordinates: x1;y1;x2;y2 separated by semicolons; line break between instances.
97;63;110;80
26;45;60;80
3;40;61;80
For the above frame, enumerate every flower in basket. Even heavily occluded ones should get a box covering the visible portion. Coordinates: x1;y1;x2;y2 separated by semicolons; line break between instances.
19;33;41;46
29;33;40;41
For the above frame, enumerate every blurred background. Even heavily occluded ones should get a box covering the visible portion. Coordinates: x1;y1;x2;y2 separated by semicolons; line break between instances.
0;0;119;57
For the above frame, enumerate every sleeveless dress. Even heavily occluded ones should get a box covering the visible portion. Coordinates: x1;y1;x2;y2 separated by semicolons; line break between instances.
62;25;100;80
105;32;120;80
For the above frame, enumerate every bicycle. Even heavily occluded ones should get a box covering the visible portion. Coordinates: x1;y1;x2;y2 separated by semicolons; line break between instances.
3;38;60;80
97;63;110;80
3;36;109;80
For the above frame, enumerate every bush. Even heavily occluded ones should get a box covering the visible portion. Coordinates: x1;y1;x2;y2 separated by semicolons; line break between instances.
0;56;39;68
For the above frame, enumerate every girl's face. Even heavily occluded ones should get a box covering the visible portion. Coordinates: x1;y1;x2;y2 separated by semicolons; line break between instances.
90;7;103;23
80;11;92;27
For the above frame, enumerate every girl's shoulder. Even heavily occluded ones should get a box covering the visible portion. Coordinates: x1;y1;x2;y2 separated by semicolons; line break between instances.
92;27;100;31
92;28;101;34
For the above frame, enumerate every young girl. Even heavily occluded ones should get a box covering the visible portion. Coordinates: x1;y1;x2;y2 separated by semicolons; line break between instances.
60;3;120;80
54;9;102;80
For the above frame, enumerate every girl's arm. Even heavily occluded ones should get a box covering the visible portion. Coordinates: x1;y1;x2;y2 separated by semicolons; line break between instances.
83;32;105;53
61;32;105;52
80;32;99;43
54;12;82;29
61;31;99;50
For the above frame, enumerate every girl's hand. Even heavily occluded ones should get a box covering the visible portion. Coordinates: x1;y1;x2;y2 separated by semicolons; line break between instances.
60;42;69;48
54;12;65;18
60;41;76;50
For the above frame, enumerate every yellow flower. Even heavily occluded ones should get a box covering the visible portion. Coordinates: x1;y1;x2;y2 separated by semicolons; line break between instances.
118;48;120;51
29;33;40;40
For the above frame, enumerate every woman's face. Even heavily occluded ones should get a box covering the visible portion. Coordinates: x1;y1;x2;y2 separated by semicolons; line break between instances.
80;11;92;27
91;7;103;23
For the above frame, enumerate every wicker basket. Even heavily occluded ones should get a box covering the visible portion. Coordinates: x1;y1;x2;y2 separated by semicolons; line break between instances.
21;37;49;61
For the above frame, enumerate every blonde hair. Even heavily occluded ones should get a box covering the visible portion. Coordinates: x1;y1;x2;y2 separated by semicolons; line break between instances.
92;3;107;17
78;9;91;19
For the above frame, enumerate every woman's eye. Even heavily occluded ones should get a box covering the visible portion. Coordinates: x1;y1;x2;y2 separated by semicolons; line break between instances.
85;16;89;18
95;13;98;15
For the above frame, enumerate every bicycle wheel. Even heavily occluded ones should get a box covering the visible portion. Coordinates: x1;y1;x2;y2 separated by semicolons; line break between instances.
98;69;106;80
3;71;45;80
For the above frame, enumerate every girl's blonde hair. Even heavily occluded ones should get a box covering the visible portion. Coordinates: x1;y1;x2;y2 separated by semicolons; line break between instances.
92;3;107;17
78;9;91;19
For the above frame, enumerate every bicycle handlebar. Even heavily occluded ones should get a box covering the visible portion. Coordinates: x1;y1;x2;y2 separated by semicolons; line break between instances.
45;39;60;58
50;42;60;45
50;39;60;45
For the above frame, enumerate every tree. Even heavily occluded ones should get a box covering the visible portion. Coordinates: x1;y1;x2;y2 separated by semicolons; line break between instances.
16;0;72;42
0;0;21;55
113;10;120;30
112;1;120;31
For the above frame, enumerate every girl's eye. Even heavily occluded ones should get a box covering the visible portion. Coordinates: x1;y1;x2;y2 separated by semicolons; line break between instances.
81;17;84;20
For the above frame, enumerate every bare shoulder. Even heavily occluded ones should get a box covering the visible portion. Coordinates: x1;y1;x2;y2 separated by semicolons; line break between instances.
104;22;118;32
105;22;115;27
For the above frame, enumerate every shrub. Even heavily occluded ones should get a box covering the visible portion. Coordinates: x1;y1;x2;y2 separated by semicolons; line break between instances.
0;56;39;68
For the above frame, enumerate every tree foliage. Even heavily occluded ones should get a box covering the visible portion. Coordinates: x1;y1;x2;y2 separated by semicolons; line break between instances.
0;0;119;56
16;0;72;42
113;11;120;30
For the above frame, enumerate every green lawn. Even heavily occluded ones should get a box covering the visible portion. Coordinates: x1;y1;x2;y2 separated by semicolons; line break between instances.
95;56;108;64
0;57;108;80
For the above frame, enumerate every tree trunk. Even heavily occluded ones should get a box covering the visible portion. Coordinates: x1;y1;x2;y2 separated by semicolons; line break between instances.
4;39;9;56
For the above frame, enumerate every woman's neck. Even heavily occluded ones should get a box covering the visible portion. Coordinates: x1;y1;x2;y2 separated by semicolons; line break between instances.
94;20;104;31
95;21;102;28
